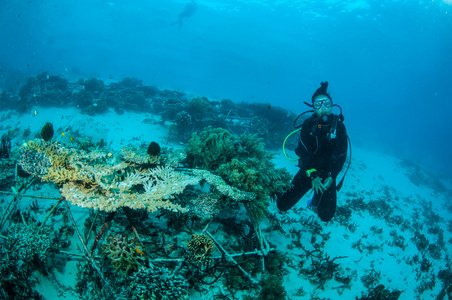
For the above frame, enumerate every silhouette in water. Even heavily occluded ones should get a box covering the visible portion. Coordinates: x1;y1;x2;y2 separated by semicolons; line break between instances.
171;1;197;30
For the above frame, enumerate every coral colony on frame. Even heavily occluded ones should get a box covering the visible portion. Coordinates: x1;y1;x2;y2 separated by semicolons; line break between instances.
0;73;451;299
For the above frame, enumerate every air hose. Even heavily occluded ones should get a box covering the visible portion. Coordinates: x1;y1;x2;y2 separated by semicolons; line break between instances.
282;128;301;161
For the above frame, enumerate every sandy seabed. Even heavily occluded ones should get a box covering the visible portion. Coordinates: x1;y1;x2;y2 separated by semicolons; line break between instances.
1;107;451;300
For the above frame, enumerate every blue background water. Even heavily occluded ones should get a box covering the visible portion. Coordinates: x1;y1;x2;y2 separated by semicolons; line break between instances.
1;0;451;179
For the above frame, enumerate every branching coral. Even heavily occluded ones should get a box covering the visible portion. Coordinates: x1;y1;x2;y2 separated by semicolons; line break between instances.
192;169;255;202
4;223;52;264
59;165;197;212
185;127;237;170
185;127;292;224
101;233;141;275
184;169;255;220
19;140;197;213
122;265;189;299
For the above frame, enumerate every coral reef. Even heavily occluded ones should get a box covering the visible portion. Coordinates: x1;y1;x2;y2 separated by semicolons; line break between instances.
18;72;72;106
185;234;215;266
18;140;198;213
3;223;51;265
185;127;236;170
12;73;297;149
101;233;141;275
122;265;189;299
185;127;292;224
0;223;52;299
187;96;217;121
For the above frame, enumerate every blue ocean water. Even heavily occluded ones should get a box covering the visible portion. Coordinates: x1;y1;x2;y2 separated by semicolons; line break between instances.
1;0;451;178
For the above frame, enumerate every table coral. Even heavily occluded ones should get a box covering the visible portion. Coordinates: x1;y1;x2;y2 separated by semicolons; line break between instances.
19;140;197;213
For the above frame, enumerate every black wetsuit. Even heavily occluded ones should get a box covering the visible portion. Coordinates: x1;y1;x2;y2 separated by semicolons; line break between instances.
277;113;348;222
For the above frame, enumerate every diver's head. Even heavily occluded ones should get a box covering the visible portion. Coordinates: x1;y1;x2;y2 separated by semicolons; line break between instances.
313;95;332;118
312;81;333;118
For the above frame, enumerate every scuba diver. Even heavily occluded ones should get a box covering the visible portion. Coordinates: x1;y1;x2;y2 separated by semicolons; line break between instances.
277;81;349;222
171;0;197;30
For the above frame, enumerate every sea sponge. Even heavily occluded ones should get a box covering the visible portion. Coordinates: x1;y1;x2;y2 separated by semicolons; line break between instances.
147;141;161;156
40;122;54;141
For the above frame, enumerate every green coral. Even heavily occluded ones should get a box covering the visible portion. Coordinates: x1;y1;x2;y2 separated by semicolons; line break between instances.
101;234;141;275
258;274;286;300
187;97;216;120
185;127;292;224
185;127;236;170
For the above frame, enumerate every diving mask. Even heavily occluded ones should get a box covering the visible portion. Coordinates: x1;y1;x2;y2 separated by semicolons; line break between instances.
313;98;332;109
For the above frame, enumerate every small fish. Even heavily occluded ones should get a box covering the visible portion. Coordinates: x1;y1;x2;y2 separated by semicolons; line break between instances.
61;132;65;137
33;110;38;116
10;130;14;134
135;247;144;255
69;137;74;142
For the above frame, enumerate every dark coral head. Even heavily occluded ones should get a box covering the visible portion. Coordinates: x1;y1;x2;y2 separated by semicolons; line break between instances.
40;122;54;141
147;141;161;156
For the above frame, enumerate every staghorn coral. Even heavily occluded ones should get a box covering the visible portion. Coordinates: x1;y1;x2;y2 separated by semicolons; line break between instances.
121;145;153;164
193;168;254;202
18;138;257;218
187;169;255;220
0;223;51;300
122;265;189;299
121;144;186;167
188;193;221;220
4;223;52;264
185;234;215;266
59;165;197;212
218;157;292;223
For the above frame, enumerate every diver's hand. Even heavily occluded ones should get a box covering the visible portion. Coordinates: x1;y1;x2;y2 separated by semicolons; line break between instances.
323;177;333;190
311;177;325;194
